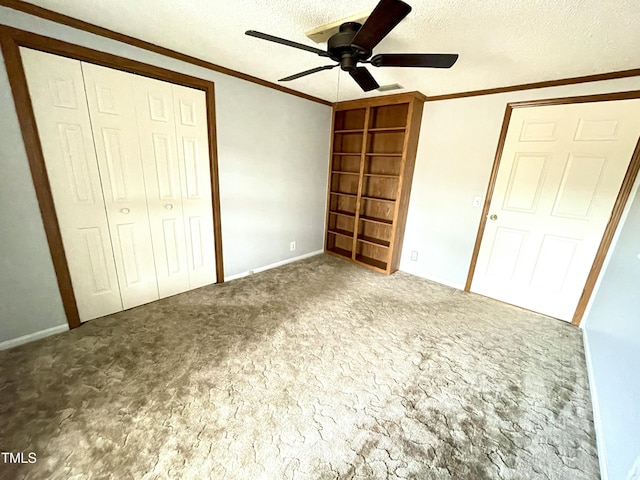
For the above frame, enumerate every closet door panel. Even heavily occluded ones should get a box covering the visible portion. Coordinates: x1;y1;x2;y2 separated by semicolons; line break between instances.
20;48;122;322
82;63;159;309
172;85;216;288
133;75;190;298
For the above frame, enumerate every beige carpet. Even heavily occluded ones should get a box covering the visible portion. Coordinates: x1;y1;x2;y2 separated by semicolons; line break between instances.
0;254;599;479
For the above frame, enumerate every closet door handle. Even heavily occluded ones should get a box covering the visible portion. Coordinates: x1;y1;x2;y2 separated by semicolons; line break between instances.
165;204;174;210
120;208;131;214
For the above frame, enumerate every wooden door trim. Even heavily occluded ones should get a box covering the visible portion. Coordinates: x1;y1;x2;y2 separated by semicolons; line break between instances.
0;25;225;329
465;90;640;326
0;28;81;328
572;137;640;325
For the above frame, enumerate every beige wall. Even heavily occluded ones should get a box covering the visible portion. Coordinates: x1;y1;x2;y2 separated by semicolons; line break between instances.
400;77;640;289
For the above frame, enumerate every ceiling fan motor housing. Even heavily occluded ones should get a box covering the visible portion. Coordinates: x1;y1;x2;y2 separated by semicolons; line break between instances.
327;22;370;71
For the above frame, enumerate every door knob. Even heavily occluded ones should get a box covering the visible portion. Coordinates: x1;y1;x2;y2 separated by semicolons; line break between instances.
165;204;174;210
121;208;130;214
489;214;498;221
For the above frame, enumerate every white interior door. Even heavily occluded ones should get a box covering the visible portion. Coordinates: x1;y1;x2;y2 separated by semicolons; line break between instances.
132;75;190;298
472;99;640;321
82;63;160;310
21;48;123;322
172;85;217;289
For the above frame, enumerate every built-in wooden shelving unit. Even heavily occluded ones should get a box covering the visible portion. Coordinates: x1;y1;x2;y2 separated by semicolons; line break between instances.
324;92;425;274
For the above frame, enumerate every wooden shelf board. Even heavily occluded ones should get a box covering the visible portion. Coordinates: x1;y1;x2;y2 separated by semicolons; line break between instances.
358;235;390;248
361;195;396;204
329;210;356;218
334;129;364;133
333;152;362;156
328;228;354;239
355;254;388;271
326;246;352;259
360;215;393;226
366;153;402;157
368;126;406;132
330;191;358;198
332;170;359;176
364;173;400;178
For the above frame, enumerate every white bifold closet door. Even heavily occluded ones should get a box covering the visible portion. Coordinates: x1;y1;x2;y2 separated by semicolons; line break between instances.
20;49;123;320
81;62;161;309
21;48;216;322
130;74;191;298
170;84;216;289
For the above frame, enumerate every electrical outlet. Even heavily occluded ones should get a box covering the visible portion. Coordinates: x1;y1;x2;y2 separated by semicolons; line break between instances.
290;241;296;252
410;251;418;261
472;195;483;208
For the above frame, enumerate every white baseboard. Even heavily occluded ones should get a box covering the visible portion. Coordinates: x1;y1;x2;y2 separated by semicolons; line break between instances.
224;250;324;282
398;267;465;291
583;329;608;480
0;324;69;351
425;275;465;291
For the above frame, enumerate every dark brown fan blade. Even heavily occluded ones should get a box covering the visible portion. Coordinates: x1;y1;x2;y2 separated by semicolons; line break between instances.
246;30;330;57
279;64;338;81
351;0;412;53
349;67;380;92
371;53;459;68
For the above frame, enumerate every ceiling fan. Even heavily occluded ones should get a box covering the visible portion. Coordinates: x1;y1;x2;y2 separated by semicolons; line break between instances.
245;0;459;92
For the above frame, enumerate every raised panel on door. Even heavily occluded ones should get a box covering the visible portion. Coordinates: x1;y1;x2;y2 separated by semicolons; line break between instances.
551;154;606;219
81;62;159;309
132;75;190;298
172;84;216;288
484;227;527;279
502;153;550;213
529;235;580;292
472;99;640;320
21;48;122;322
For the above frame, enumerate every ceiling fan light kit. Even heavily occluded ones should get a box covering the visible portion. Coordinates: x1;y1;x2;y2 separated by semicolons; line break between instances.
245;0;459;92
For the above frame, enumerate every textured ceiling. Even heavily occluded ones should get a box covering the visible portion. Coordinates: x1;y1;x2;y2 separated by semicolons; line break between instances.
16;0;640;101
